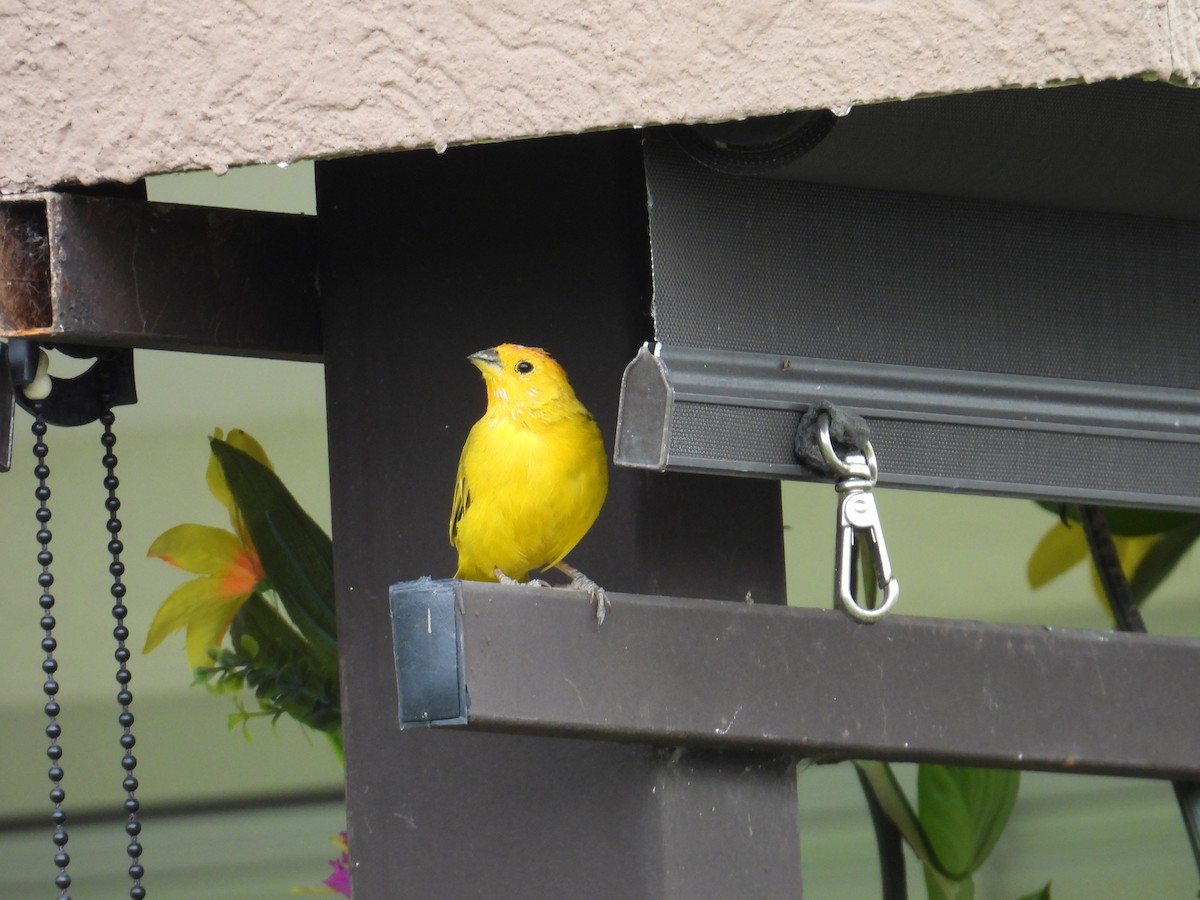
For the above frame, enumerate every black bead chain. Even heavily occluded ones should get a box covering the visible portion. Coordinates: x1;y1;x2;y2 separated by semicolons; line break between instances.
33;404;72;899
99;381;146;900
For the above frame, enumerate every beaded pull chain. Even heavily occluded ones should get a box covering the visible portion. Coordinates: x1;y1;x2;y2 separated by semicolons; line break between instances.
30;363;146;899
99;380;146;900
33;405;71;898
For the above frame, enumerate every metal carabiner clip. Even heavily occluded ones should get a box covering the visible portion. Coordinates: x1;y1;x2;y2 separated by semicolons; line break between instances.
819;416;899;623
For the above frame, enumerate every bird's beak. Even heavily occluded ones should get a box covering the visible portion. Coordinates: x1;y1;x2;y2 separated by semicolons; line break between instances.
468;348;501;371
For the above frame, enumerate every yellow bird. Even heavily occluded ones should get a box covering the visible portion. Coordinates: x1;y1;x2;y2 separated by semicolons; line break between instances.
450;343;612;623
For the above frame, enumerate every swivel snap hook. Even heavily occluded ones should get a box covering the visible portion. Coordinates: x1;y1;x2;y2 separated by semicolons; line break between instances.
818;415;899;623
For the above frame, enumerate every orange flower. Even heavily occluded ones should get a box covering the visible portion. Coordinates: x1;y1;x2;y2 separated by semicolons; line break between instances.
144;429;272;670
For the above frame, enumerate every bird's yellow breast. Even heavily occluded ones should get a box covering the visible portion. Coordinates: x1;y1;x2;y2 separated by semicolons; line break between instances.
452;409;608;582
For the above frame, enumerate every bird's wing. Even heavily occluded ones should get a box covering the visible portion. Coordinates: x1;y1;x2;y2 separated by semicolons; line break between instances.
449;461;471;548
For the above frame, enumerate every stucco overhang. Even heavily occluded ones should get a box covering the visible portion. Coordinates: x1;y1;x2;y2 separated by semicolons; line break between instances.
2;1;1198;193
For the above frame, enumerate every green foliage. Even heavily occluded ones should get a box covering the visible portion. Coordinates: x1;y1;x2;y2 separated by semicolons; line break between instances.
1129;518;1200;603
857;761;1045;900
919;765;1019;880
195;593;341;738
211;438;338;668
187;437;343;749
1035;502;1196;537
919;765;1020;898
1030;503;1200;606
854;761;945;877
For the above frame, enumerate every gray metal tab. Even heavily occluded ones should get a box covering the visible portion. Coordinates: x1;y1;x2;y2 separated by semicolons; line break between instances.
614;344;672;470
390;578;467;729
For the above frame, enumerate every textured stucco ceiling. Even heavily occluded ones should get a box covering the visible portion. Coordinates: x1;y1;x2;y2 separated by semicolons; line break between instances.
3;0;1199;193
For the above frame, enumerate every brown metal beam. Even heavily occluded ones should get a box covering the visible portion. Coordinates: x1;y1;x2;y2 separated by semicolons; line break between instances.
392;578;1200;782
0;192;320;361
319;131;798;899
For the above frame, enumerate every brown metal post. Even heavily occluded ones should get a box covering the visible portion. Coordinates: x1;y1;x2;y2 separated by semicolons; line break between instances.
316;131;796;898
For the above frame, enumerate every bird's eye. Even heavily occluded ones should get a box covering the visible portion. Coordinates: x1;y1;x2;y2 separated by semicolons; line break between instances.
516;360;534;374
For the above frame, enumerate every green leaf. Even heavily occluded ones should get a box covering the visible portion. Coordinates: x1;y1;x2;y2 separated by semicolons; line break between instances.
1102;508;1198;536
918;765;1020;881
854;761;957;886
855;762;989;900
925;872;972;900
1130;518;1200;603
238;633;261;657
327;729;345;765
1016;882;1052;900
228;593;341;736
232;591;316;661
211;438;337;668
1035;503;1198;537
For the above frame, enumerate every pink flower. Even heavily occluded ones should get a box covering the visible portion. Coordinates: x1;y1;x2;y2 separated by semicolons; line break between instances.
292;832;351;896
323;832;352;896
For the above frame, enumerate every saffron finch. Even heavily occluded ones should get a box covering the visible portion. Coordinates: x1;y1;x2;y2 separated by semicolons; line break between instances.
450;343;612;623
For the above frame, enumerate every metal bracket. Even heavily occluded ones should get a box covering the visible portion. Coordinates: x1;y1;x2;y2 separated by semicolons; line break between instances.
5;340;136;430
390;578;467;729
0;192;321;361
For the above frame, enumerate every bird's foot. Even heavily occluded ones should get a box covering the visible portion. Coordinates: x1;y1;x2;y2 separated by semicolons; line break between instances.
494;567;520;585
555;562;612;626
493;567;550;588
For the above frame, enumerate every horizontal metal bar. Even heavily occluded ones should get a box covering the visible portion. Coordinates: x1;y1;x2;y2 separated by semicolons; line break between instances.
615;343;1200;510
392;578;1200;780
662;344;1200;444
0;192;321;361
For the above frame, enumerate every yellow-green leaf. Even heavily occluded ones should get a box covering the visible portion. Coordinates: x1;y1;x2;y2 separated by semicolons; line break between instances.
147;523;246;575
142;576;246;669
206;427;274;519
1027;523;1087;589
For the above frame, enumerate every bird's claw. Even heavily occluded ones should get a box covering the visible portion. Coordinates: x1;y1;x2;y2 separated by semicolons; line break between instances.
499;564;611;625
494;567;550;588
555;563;611;625
494;567;522;585
585;581;612;626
